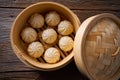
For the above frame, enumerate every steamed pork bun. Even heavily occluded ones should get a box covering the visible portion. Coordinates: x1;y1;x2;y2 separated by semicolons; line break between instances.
27;41;44;58
45;11;60;27
21;27;37;43
59;36;74;52
58;20;73;35
44;47;60;63
42;28;57;44
29;13;44;28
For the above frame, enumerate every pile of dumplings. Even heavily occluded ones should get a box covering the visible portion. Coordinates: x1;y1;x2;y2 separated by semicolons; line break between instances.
20;11;74;64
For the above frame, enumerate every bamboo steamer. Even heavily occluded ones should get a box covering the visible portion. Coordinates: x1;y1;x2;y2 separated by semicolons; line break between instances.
74;13;120;80
10;2;80;71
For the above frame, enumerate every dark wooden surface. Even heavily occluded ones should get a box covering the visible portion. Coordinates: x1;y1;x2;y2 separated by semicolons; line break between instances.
0;0;120;80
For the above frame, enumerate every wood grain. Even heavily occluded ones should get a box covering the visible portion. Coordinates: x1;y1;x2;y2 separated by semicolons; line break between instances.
0;0;120;80
0;71;39;80
0;61;89;80
0;0;120;10
0;8;120;79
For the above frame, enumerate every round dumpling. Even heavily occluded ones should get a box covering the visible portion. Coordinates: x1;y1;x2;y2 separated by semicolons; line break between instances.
59;36;74;52
28;41;44;58
45;11;60;27
29;13;44;28
21;27;37;43
42;28;57;44
44;47;60;63
58;20;73;35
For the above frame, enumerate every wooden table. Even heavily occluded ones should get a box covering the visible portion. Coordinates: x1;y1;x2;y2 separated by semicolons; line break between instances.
0;0;120;80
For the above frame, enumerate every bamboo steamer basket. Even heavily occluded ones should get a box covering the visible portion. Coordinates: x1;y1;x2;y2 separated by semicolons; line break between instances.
10;2;80;71
74;13;120;80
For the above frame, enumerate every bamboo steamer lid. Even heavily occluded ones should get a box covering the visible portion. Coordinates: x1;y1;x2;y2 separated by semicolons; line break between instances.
74;13;120;80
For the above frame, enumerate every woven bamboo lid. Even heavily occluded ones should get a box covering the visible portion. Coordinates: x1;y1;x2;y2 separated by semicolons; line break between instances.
74;13;120;80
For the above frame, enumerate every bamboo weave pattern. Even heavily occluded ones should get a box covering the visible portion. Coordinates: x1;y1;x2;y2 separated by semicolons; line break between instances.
85;18;120;80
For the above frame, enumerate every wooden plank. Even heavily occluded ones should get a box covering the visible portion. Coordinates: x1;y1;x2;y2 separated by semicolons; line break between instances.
0;61;89;80
0;0;120;10
73;10;120;22
0;8;22;43
36;61;89;80
0;44;19;63
0;71;39;80
0;61;34;72
0;8;23;63
0;8;120;73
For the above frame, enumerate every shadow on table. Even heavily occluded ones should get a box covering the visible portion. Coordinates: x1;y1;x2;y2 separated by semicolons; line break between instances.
36;61;89;80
